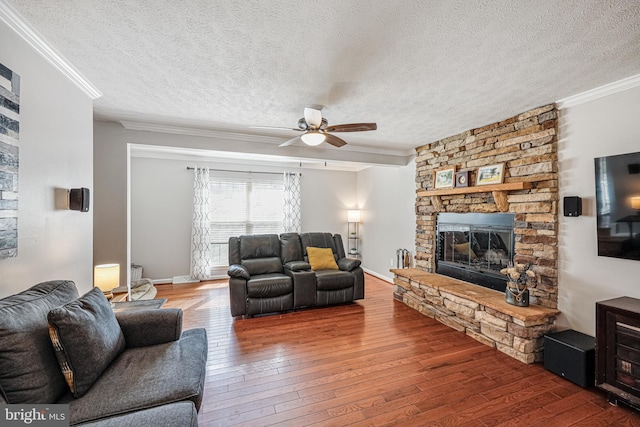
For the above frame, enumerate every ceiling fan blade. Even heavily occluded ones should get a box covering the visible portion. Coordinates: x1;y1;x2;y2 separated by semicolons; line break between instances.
324;134;347;148
304;107;323;128
325;123;377;132
250;125;302;131
279;136;301;147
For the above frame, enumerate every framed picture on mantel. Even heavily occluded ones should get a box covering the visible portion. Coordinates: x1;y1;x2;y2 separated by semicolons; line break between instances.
434;166;456;189
476;163;504;186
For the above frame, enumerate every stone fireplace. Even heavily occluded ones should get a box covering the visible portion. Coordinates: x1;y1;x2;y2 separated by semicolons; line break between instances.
392;104;561;363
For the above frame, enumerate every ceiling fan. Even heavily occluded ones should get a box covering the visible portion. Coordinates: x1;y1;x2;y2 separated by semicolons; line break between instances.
253;107;377;148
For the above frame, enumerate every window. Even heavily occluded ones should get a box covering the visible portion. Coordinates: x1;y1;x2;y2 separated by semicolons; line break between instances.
209;174;284;266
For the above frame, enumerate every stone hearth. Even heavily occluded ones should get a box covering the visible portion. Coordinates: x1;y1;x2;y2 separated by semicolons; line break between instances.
392;269;559;363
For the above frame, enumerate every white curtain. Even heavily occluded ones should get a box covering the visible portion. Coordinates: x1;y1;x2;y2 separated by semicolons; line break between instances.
283;172;301;233
190;167;212;280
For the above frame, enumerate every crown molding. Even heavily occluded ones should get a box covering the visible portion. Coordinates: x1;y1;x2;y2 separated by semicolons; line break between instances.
556;73;640;109
0;0;102;99
120;120;412;157
120;120;284;144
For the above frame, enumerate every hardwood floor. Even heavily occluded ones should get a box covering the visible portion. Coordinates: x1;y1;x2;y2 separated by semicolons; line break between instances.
156;274;640;426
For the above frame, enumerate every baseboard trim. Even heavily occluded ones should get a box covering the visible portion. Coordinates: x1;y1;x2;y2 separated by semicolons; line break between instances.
363;268;393;283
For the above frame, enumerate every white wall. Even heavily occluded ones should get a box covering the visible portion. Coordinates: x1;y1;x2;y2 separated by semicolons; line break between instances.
356;161;416;281
0;21;94;297
130;156;357;280
557;84;640;336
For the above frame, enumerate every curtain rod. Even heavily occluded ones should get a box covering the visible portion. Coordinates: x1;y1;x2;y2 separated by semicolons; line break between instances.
186;167;300;176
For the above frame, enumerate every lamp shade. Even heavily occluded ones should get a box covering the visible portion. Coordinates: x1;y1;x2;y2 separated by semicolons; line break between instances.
300;132;326;146
632;197;640;210
347;209;361;223
94;264;120;292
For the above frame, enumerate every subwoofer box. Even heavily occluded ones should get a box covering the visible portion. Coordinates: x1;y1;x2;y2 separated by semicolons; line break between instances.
544;329;595;388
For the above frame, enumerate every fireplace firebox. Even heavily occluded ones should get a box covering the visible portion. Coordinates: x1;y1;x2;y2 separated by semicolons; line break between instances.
436;212;515;292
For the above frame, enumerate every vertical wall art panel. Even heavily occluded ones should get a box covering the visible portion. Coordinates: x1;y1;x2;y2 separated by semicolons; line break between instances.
0;62;20;259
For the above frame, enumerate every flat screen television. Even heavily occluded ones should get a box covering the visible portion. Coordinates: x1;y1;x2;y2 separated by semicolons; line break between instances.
594;151;640;261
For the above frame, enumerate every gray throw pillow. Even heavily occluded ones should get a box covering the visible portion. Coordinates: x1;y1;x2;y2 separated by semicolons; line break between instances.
48;287;126;398
0;280;79;403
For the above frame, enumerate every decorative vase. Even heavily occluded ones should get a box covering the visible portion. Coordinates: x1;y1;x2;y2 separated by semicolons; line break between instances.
505;284;529;307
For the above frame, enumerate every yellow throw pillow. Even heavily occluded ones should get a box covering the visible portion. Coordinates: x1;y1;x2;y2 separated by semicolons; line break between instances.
452;242;477;260
307;247;339;271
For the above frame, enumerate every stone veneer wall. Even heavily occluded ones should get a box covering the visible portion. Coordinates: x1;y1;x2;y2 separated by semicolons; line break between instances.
414;104;559;308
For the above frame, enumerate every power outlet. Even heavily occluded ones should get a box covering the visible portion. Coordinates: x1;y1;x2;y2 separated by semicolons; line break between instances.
390;258;394;266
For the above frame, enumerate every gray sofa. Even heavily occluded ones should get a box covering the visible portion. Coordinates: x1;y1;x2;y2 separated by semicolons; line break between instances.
228;232;364;317
0;280;207;426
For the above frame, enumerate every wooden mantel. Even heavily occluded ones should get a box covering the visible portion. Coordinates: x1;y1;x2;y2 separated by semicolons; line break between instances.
416;182;533;212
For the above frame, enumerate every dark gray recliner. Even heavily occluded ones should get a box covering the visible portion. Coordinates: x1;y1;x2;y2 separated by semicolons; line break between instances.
298;232;365;305
227;232;364;318
228;234;294;317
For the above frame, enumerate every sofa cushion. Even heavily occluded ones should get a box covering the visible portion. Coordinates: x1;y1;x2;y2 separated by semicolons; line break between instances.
75;401;198;427
242;257;283;275
280;232;304;264
315;270;354;291
63;328;207;425
239;234;280;259
48;287;126;398
0;280;79;404
247;274;293;298
300;232;337;255
307;247;339;271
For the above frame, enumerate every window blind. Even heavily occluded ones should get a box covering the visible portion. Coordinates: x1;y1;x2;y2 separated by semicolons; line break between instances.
209;174;284;266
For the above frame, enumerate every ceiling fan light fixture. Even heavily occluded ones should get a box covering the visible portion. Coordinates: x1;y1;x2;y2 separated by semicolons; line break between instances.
301;132;325;146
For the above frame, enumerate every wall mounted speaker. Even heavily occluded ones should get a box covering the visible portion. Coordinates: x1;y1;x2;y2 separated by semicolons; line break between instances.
564;196;582;217
69;188;90;212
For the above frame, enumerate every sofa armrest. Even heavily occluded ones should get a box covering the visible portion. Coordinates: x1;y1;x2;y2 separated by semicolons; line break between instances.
284;261;311;272
229;277;248;317
115;308;183;348
228;264;250;279
338;257;361;272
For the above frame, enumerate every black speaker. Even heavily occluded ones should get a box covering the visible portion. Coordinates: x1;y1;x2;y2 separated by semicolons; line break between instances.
544;330;595;387
563;196;582;217
69;188;90;212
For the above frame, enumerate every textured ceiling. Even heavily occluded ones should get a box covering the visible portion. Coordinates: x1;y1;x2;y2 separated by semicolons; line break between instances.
6;0;640;155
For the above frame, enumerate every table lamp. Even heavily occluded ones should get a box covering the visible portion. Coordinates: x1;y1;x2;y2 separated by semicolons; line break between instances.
632;197;640;215
94;264;120;300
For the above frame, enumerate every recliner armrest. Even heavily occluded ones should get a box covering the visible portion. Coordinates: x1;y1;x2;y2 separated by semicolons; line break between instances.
284;261;311;271
228;264;250;279
338;257;361;272
116;308;183;348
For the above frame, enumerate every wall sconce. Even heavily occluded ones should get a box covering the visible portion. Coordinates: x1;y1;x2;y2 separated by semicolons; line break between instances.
347;209;361;223
69;188;90;212
94;263;120;300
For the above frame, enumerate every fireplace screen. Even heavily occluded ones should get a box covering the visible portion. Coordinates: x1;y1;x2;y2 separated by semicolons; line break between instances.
436;213;515;291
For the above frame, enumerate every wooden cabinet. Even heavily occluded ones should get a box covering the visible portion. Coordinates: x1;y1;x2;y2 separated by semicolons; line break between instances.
596;297;640;410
